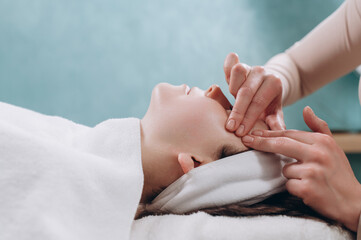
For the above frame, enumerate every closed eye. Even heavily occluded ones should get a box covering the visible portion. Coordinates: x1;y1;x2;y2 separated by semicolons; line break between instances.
191;157;201;168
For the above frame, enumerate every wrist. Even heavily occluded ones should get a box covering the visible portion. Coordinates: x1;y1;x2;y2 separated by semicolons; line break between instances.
264;53;300;106
342;183;361;232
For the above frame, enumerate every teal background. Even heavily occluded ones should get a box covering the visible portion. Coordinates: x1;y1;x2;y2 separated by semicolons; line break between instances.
1;1;360;168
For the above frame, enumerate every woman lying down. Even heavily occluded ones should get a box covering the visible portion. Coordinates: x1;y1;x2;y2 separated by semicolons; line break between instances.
0;83;353;240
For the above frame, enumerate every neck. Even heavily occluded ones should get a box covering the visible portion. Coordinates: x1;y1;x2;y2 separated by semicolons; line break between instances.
139;118;173;203
139;115;185;204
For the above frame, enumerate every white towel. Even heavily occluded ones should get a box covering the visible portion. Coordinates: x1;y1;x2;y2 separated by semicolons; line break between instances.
147;150;294;213
131;213;354;240
0;102;144;240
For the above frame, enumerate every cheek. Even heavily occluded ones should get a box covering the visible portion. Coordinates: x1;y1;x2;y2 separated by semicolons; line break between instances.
167;104;207;139
161;101;220;143
170;103;228;149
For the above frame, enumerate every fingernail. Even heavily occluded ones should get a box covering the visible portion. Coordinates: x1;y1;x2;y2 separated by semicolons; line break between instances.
236;125;244;136
251;130;263;136
226;119;235;130
242;135;254;143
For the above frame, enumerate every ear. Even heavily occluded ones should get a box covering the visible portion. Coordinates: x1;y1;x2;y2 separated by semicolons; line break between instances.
177;153;202;174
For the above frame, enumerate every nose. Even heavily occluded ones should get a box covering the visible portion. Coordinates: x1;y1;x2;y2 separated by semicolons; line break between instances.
205;84;233;110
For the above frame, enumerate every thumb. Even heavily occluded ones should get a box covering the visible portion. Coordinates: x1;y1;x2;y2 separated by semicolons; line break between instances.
265;113;286;130
303;106;332;136
265;108;286;130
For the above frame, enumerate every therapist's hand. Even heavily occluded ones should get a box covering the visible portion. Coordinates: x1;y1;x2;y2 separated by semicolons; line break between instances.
242;106;361;232
223;52;285;136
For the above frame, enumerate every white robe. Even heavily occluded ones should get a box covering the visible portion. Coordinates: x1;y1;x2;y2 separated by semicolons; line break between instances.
0;102;144;240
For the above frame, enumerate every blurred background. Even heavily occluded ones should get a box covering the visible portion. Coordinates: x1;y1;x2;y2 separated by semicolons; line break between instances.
1;0;360;174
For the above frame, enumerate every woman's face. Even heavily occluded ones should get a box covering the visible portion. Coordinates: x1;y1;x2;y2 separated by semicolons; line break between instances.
143;83;268;166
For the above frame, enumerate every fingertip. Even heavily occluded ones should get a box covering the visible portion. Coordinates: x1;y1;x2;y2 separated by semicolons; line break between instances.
242;135;254;144
224;53;240;83
235;124;245;136
243;126;253;137
232;63;248;78
226;52;239;59
226;119;236;131
224;53;239;67
303;106;312;121
251;130;263;136
304;106;314;115
238;118;258;136
241;63;252;74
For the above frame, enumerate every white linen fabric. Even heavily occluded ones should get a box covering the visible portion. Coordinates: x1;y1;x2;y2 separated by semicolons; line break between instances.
131;212;354;240
147;150;294;213
0;102;143;240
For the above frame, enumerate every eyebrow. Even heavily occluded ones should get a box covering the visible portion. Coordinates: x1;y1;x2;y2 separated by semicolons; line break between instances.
214;144;243;160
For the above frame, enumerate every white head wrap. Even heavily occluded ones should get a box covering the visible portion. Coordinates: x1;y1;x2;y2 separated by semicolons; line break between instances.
146;150;295;213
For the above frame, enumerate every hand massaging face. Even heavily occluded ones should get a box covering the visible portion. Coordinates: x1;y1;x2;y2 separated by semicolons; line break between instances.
140;83;269;193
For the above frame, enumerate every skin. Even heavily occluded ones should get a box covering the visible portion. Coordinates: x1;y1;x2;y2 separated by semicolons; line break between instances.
223;53;285;136
223;52;361;232
242;106;361;232
139;83;268;203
